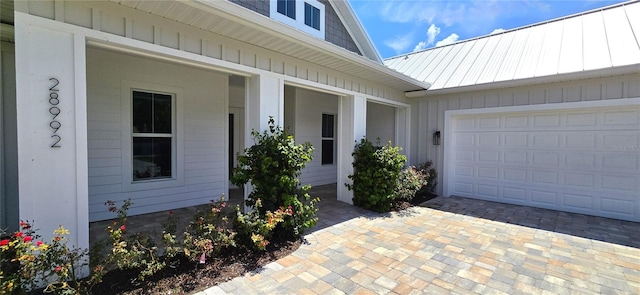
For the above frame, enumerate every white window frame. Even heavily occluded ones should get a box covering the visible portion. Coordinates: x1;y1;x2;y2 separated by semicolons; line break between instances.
270;0;325;39
321;113;336;165
121;80;184;191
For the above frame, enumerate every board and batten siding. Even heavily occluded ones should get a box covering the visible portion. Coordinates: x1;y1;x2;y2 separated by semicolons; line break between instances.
366;102;396;146
21;0;407;104
286;87;339;186
87;48;229;221
412;73;640;196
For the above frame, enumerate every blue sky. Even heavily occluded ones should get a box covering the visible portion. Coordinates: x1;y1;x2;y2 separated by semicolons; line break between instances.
350;0;628;59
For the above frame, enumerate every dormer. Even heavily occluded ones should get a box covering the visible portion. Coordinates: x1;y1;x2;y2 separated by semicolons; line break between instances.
270;0;325;39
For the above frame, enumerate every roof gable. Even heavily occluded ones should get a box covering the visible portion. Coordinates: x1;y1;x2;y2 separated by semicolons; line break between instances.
385;0;640;93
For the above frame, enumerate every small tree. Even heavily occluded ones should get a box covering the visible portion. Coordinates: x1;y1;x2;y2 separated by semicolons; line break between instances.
345;139;406;212
231;117;319;238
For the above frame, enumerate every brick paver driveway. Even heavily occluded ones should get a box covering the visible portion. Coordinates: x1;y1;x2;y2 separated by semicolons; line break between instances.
198;193;640;294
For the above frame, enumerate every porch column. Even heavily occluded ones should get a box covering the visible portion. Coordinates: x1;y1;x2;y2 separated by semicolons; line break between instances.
243;74;284;204
14;13;89;251
337;95;367;204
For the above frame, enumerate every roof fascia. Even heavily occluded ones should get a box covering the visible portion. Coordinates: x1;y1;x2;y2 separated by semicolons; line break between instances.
328;0;383;64
419;64;640;97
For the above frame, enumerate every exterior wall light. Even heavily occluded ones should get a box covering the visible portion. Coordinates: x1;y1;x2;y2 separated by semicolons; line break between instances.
433;131;441;145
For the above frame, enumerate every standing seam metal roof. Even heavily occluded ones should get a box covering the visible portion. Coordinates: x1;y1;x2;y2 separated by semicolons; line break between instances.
385;0;640;91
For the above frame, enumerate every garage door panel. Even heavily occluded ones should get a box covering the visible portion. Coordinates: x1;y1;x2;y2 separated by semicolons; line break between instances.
603;109;639;125
531;190;558;205
448;104;640;222
600;198;635;216
566;112;597;126
564;172;596;188
563;193;594;210
533;114;561;127
502;187;526;201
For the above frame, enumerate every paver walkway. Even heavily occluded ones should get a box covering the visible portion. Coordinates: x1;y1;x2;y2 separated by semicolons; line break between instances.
198;193;640;294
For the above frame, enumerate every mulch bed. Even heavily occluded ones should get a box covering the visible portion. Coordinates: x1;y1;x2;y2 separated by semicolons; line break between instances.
48;192;436;295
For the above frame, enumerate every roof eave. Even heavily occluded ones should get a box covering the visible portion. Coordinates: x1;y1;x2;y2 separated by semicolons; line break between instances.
183;0;428;92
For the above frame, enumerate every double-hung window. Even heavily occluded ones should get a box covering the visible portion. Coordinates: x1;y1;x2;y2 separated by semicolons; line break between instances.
321;114;335;165
132;90;174;181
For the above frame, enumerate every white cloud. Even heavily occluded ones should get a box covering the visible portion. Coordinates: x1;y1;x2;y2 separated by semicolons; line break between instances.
490;28;506;34
413;24;442;52
435;33;460;47
427;24;441;45
384;34;414;54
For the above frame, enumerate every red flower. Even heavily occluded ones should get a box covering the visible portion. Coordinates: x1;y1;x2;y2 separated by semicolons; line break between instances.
23;236;33;243
14;232;24;238
19;221;31;229
0;239;9;246
119;225;126;231
55;266;62;272
36;241;44;247
169;211;173;215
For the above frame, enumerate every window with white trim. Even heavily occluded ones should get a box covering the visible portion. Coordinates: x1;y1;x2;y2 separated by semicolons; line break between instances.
270;0;325;39
132;90;174;181
321;114;335;165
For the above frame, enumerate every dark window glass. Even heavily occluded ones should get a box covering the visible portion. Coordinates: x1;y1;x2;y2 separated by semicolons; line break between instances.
133;91;172;133
321;114;335;165
133;91;152;133
321;139;333;165
277;0;295;19
132;90;173;181
304;3;320;30
132;137;172;180
322;114;334;138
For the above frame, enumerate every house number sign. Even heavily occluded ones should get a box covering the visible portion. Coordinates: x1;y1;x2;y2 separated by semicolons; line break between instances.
48;78;62;148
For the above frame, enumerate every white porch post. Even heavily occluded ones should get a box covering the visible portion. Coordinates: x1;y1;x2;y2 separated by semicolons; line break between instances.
243;74;285;204
337;95;367;204
14;13;89;251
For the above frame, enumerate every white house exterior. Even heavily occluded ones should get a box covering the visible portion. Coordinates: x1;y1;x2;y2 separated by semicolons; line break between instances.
0;0;428;250
387;1;640;223
1;0;639;253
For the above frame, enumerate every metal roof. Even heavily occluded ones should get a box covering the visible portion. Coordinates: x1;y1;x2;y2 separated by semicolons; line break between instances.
385;0;640;93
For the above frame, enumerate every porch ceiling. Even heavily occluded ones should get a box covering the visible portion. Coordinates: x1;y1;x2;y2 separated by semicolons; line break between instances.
107;0;430;93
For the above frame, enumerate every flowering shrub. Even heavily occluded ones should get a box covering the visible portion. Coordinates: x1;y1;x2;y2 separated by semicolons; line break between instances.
0;222;103;294
181;198;236;264
396;166;427;201
233;199;293;250
99;200;165;281
416;160;438;194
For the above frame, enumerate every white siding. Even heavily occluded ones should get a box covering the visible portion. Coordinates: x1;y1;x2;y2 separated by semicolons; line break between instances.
25;0;409;104
411;73;640;196
87;48;229;221
288;88;339;186
366;102;396;145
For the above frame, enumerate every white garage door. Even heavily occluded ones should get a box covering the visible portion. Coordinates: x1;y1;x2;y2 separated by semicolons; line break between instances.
446;103;640;222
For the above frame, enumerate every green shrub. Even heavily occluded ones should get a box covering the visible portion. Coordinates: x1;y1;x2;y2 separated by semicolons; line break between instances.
233;199;292;251
231;117;319;238
345;139;406;212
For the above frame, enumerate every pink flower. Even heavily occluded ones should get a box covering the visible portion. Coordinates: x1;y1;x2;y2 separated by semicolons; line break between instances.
36;241;44;247
14;232;24;238
119;225;126;231
0;239;9;246
23;236;33;243
55;266;62;272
